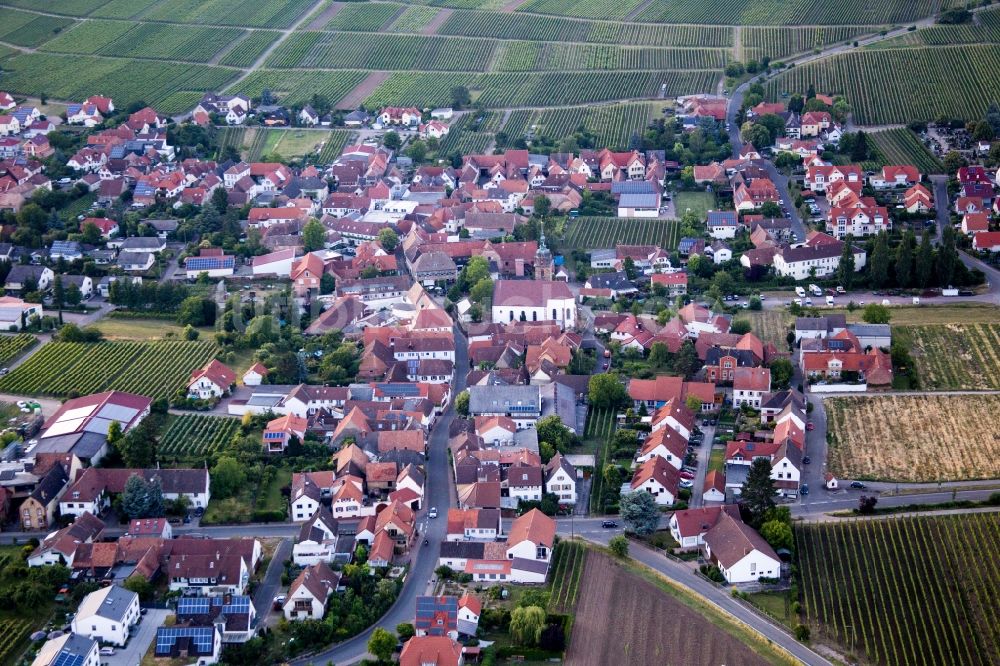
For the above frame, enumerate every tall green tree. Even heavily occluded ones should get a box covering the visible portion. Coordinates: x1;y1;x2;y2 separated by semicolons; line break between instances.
588;373;627;409
895;231;915;288
916;231;934;288
837;235;855;289
301;219;326;252
937;224;959;287
674;340;699;379
211;456;246;499
368;627;396;663
869;232;890;288
741;458;777;528
509;606;546;646
619;491;660;535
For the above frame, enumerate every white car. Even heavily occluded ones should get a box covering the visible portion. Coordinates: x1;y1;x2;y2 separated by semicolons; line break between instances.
428;507;438;519
99;647;115;656
679;480;694;489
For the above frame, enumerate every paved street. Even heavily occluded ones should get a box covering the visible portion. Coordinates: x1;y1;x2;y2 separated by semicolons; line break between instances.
102;608;169;666
252;538;291;628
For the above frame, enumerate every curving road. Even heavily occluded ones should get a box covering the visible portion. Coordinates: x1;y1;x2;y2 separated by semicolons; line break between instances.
290;325;468;666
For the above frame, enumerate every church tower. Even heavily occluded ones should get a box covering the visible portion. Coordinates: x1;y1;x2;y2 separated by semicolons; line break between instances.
535;228;553;281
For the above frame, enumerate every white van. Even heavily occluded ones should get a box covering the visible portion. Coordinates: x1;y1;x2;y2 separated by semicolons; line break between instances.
805;297;813;306
795;286;806;298
808;284;823;297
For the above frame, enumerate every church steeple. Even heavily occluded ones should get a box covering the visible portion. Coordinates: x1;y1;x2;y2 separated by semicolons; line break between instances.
535;226;553;281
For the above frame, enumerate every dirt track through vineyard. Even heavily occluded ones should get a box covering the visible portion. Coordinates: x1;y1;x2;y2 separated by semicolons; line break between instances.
565;551;772;666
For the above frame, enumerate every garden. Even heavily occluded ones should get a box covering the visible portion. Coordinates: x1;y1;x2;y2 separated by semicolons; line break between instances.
796;514;1000;666
825;394;1000;481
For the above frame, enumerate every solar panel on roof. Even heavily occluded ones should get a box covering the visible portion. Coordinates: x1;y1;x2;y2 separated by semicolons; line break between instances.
98;404;139;422
52;652;85;666
156;626;215;654
223;597;251;614
376;384;420;396
186;257;235;271
177;597;211;615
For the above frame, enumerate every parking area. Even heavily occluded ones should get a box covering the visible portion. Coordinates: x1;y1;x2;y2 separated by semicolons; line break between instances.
102;608;170;666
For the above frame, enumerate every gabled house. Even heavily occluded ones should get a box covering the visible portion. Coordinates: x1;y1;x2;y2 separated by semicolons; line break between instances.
283;562;340;621
630;455;679;506
187;360;236;399
543;453;576;505
71;585;140;646
702;511;781;584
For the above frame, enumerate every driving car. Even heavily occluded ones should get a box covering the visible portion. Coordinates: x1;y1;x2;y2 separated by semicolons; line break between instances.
428;507;438;518
850;481;867;489
802;456;811;464
800;484;809;495
601;520;618;528
805;422;815;431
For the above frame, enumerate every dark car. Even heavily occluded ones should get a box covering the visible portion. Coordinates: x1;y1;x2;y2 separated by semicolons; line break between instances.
601;520;618;528
850;481;867;489
800;484;810;495
802;456;811;464
702;419;709;427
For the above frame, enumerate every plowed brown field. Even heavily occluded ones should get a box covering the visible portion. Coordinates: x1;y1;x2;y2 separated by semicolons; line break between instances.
565;550;773;666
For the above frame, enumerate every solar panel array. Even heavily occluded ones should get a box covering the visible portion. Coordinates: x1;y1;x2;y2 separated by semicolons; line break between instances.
52;651;85;666
185;256;235;271
155;626;215;655
177;595;252;617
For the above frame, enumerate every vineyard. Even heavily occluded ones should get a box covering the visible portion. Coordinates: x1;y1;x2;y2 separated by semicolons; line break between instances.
324;2;404;30
386;5;440;32
0;9;74;47
160;415;241;460
892;323;1000;389
584;406;617;514
499;103;660;150
269;32;496;71
218;30;282;67
515;0;646;21
825;394;1000;481
0;618;32;665
548;540;587;613
741;26;876;61
0;53;236;115
564;217;681;251
142;0;315;27
0;334;36;366
628;0;937;24
39;20;245;62
0;340;217;400
743;310;793;349
492;42;729;72
238;70;370;107
868;128;944;175
764;45;1000;124
797;515;1000;666
437;10;733;47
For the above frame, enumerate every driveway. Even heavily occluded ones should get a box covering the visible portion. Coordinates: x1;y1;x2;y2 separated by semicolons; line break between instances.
252;538;292;628
102;608;170;666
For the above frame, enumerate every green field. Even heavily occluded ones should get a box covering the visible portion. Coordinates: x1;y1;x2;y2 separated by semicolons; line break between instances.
0;340;217;399
741;25;876;61
798;515;1000;666
673;191;717;219
565;217;681;251
499;102;662;150
868;128;944;175
160;414;241;460
765;44;1000;124
627;0;937;24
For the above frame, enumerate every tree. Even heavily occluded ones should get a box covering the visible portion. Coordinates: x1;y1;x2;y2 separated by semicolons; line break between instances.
468;277;493;304
320;273;335;295
674;339;699;379
536;415;573;452
769;358;793;389
741;457;776;528
405;139;427;163
301;218;326;252
65;283;82;307
942;150;966;174
724;61;745;77
861;303;891;324
378;228;398;252
730;319;751;335
123;574;154;601
937;224;959;287
451;85;471;109
741;122;772;151
368;627;396;663
52;275;65;310
177;296;216;327
916;231;934;288
619;491;660;536
759;520;794;551
648;342;670;368
509;606;546;646
622;256;637;280
588;373;627;409
396;623;415;641
788;94;804;114
757;114;786;143
760;201;782;218
211;456;246;500
383;131;401;151
895;231;915;288
608;535;629;558
121;474;163;519
837;234;856;289
533;195;551;219
858;495;878;514
850;130;869;161
869;233;890;288
455;390;470;417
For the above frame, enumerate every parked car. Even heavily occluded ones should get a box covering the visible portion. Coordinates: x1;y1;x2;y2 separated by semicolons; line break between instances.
850;481;867;489
805;422;815;431
679;480;694;489
702;419;709;427
802;456;811;464
679;471;695;480
601;520;618;528
272;595;286;610
99;648;115;656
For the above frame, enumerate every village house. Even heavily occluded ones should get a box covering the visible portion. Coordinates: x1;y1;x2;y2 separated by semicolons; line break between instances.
283;562;340;621
187;360;236;400
71;585;140;646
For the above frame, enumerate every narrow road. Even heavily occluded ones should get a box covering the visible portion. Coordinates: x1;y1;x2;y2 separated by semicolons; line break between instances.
252;538;292;626
291;325;468;666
